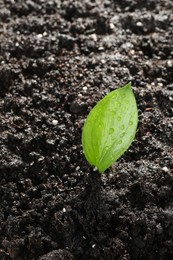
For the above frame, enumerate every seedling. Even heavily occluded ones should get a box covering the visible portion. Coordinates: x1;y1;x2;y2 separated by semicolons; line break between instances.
82;82;138;173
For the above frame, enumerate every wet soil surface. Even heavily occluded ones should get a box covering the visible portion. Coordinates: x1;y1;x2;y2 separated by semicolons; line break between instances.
0;0;173;259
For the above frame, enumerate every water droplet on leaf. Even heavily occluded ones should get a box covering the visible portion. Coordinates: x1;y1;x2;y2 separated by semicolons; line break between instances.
111;110;116;116
109;128;114;134
120;132;125;138
105;145;111;151
117;101;121;107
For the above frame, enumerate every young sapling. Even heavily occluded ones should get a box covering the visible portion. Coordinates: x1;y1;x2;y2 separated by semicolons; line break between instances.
82;82;138;173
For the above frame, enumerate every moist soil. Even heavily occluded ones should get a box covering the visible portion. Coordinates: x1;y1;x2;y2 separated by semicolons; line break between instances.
0;0;173;259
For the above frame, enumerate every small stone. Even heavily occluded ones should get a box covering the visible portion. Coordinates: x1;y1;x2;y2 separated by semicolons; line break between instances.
78;73;83;79
167;60;172;67
121;42;133;49
109;23;115;30
101;59;106;64
46;139;55;145
37;34;43;39
162;166;169;173
136;21;143;27
83;86;87;91
43;31;48;36
48;56;55;62
52;119;58;126
38;156;44;162
158;82;163;87
129;49;135;55
98;46;104;51
90;33;97;42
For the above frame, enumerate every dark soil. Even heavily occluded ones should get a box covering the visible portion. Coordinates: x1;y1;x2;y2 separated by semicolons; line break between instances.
0;0;173;259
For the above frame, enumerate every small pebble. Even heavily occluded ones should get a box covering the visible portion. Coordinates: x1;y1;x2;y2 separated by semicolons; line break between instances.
158;82;163;87
136;21;143;27
162;166;169;173
37;34;43;39
48;56;55;62
52;119;58;126
167;60;172;67
109;23;115;30
90;33;97;42
83;86;87;91
129;49;135;55
43;31;48;36
98;46;104;51
101;59;106;64
46;139;55;145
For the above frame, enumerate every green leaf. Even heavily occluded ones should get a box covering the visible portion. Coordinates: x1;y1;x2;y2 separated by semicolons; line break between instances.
82;82;138;173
